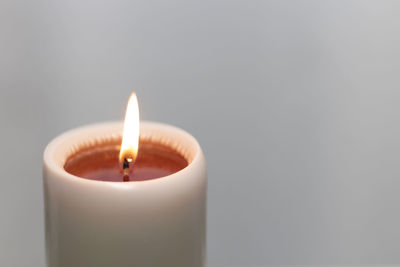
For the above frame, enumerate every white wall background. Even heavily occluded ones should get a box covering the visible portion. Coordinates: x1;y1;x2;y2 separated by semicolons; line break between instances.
1;0;400;266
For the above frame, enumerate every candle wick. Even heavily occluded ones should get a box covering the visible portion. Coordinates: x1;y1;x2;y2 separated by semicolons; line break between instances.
122;157;132;182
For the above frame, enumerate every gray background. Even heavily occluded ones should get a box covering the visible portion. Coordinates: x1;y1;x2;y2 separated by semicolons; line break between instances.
1;0;400;266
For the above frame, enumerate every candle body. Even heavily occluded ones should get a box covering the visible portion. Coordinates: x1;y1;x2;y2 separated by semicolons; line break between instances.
43;122;207;267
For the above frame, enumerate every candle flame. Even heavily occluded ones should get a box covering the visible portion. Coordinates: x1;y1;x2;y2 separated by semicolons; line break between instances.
119;93;140;167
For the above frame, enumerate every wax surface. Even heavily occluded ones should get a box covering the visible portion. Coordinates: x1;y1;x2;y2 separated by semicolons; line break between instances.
64;142;188;182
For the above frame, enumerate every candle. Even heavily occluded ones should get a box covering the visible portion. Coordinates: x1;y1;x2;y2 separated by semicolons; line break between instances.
43;93;207;267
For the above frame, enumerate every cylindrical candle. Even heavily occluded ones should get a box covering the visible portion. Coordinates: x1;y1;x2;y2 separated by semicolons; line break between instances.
43;121;207;267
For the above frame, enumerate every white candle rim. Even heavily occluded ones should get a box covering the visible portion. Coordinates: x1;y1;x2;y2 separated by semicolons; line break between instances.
43;121;205;187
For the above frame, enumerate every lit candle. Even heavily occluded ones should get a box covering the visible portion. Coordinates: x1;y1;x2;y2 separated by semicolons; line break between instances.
43;93;207;267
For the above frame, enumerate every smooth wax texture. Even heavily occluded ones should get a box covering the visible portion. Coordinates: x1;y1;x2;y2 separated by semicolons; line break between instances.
43;121;207;267
64;141;189;182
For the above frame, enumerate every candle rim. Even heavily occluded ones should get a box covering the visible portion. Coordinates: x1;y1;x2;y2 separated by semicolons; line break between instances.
43;121;204;186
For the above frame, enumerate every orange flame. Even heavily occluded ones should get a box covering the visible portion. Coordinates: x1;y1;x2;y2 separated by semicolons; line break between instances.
119;93;140;166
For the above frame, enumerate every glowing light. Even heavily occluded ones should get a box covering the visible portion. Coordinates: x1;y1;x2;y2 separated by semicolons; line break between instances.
119;92;140;166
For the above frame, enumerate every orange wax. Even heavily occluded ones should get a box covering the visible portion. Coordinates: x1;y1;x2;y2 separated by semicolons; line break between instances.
64;141;188;182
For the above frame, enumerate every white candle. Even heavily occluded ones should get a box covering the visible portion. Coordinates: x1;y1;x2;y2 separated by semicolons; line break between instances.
43;121;207;267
